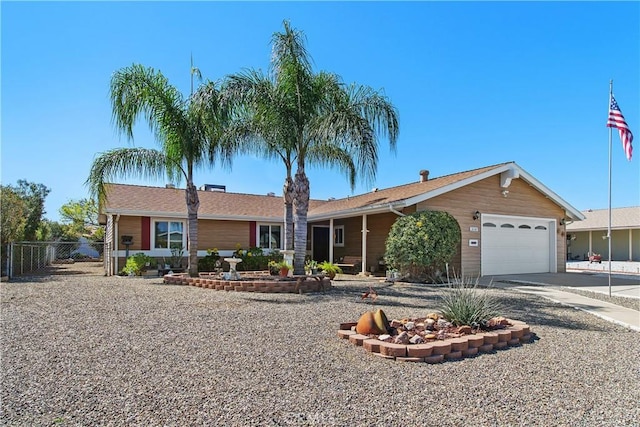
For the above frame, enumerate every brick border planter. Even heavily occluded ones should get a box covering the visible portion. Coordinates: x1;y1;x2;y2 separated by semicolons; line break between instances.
338;319;533;363
162;273;331;294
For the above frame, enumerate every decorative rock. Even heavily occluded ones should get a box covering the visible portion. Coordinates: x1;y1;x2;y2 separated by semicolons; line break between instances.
424;334;437;340
488;316;511;327
425;319;436;330
457;325;472;335
394;331;410;344
409;335;424;345
405;321;415;330
356;311;385;335
426;313;440;321
378;334;392;342
390;320;403;328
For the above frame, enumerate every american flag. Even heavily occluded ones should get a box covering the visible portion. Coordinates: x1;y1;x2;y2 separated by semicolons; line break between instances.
607;95;633;161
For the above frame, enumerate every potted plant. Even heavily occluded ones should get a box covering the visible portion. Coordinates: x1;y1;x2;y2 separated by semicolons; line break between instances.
305;259;319;275
319;261;342;280
269;260;292;277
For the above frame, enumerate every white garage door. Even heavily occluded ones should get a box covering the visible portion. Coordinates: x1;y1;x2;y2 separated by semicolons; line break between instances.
481;215;554;275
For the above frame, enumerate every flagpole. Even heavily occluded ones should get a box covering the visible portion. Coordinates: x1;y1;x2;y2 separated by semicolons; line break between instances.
607;80;613;297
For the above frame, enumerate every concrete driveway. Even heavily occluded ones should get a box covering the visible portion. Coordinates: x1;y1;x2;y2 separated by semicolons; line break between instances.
482;271;640;299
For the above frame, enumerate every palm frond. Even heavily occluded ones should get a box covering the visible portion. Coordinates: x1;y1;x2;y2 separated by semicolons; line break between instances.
85;148;174;202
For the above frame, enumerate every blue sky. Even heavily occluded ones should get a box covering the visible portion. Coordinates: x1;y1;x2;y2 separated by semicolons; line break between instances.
2;1;639;222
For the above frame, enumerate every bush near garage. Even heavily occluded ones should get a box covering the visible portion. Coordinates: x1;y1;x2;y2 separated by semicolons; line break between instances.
384;210;460;282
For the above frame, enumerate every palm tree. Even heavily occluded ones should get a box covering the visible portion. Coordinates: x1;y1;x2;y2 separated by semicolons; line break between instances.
86;64;231;276
227;21;399;275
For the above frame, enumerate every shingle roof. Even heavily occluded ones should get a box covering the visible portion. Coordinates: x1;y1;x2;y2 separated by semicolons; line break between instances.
102;184;327;220
566;207;640;230
101;161;584;221
308;163;507;217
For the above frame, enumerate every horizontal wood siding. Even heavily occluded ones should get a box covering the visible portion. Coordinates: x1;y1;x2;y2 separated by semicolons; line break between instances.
416;176;565;277
366;212;401;272
198;219;251;250
118;216;142;251
332;217;363;262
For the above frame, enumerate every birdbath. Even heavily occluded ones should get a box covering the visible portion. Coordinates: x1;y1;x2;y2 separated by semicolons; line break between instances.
224;257;242;280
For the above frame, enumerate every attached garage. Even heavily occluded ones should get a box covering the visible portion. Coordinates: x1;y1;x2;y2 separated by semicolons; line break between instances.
481;214;556;275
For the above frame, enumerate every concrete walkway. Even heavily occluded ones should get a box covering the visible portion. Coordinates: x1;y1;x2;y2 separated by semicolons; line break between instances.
485;272;640;332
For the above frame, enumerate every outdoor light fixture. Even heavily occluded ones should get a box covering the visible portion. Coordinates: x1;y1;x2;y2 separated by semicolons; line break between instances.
473;211;480;221
501;190;509;197
559;218;566;225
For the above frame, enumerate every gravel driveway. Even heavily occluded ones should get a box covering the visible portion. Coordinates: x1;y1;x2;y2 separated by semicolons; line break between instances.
1;264;639;426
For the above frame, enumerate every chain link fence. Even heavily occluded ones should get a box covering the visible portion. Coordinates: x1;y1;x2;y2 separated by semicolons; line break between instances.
3;240;104;279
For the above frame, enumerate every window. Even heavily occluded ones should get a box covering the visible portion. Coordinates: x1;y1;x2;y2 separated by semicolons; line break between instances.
259;224;282;249
334;225;345;247
154;220;184;249
500;223;515;228
518;225;532;229
535;225;547;230
483;222;497;228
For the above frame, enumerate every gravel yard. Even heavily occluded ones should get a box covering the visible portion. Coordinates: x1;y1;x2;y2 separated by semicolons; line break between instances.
1;264;639;426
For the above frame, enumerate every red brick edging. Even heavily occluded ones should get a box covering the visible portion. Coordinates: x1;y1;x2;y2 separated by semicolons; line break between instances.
163;273;331;294
338;319;533;363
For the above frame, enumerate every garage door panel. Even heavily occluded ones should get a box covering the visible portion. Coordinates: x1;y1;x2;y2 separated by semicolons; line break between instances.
482;216;552;275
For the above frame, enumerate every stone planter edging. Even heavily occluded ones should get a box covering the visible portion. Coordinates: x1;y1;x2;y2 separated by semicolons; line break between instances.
162;273;331;294
338;319;533;363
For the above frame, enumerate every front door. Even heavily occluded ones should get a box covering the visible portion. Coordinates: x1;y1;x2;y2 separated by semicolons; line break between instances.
312;226;330;263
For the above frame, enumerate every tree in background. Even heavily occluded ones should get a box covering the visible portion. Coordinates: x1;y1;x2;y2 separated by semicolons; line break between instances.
1;185;27;246
1;181;51;244
87;64;233;276
59;198;104;241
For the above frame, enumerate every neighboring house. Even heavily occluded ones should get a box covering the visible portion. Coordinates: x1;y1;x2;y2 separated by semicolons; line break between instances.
566;207;640;261
99;161;585;277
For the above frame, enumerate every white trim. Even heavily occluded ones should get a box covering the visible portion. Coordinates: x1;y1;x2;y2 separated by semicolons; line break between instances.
333;225;345;247
257;223;283;250
151;218;187;250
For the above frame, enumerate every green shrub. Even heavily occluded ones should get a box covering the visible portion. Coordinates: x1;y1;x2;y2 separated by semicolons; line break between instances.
198;248;220;272
232;246;283;271
439;277;501;327
123;253;153;276
384;210;460;282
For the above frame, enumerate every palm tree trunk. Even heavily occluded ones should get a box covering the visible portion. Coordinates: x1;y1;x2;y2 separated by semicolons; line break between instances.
283;174;294;251
185;182;200;276
293;167;310;275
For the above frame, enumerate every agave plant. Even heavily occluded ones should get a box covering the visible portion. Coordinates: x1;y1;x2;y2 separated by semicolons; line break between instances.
439;276;501;327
